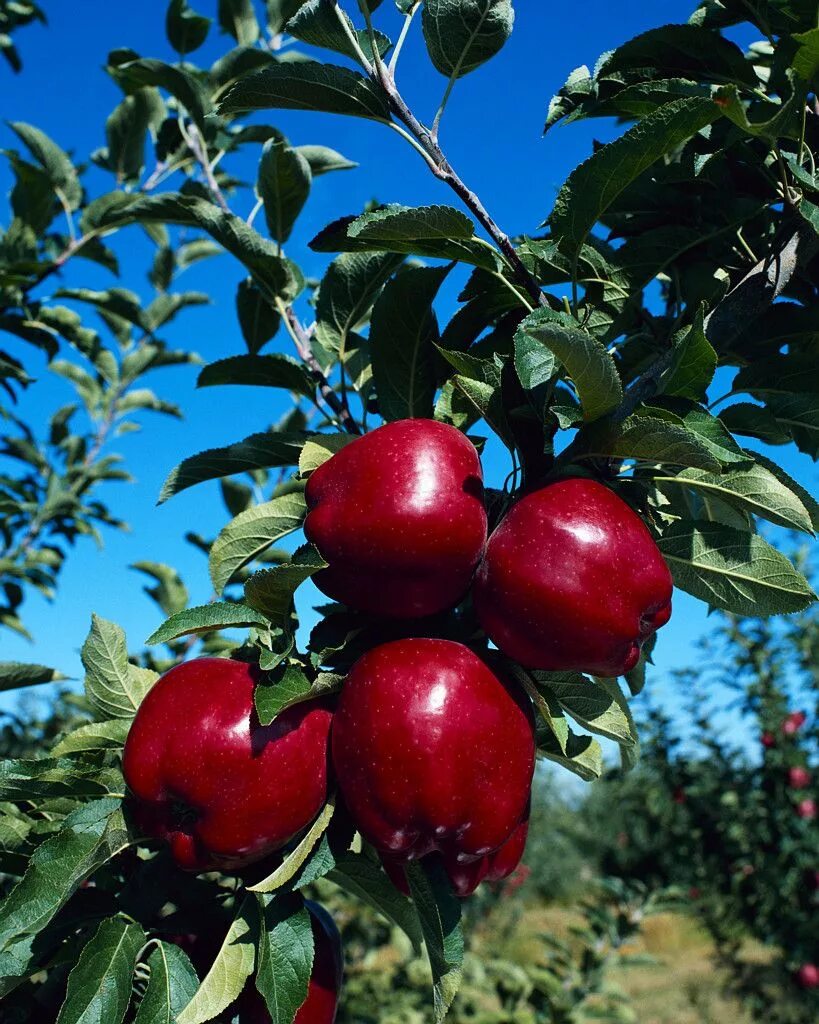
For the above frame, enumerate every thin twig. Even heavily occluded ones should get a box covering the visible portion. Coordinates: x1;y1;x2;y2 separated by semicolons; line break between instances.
185;122;230;212
363;55;545;308
276;300;362;435
389;2;420;75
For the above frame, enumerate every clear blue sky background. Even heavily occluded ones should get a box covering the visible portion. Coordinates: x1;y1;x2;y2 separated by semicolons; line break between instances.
1;1;816;735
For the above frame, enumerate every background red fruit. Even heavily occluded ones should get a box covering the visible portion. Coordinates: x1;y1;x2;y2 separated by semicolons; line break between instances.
788;767;811;789
123;659;333;870
304;420;487;618
761;732;776;749
783;711;808;736
239;901;343;1024
332;639;535;888
796;799;817;821
473;478;673;676
796;964;819;989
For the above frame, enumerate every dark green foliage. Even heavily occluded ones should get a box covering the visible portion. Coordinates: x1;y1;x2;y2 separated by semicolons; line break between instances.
587;600;819;1022
2;1;819;1021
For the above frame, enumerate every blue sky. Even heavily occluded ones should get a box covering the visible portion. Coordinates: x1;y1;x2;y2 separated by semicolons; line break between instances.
1;1;817;732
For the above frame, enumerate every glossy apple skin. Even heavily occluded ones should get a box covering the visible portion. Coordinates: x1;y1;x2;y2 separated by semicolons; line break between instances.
123;659;333;871
473;478;673;677
240;901;343;1024
304;420;487;618
382;811;530;898
332;639;535;888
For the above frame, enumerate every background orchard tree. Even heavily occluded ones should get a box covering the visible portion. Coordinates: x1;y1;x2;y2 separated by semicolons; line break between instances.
1;0;819;1022
586;590;819;1023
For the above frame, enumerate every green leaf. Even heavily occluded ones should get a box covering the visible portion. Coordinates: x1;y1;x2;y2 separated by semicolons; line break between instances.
537;728;604;782
0;661;67;692
159;431;306;502
310;204;499;270
219;0;260;45
719;402;792;447
114;59;211;131
405;859;464;1022
514;671;569;754
218;61;392;121
255;894;314;1024
452;371;514;450
52;721;131;758
134;942;200;1024
371;265;450;422
0;756;119;801
576;414;721;471
257;139;312;244
298;433;356;475
56;918;145;1024
658;522;817;616
751;452;819;533
209;491;307;593
236;279;281;355
166;0;212;54
732;355;819;398
661;311;717;402
654;465;815;535
255;665;341;725
643;400;751;466
792;27;819;82
96;193;302;306
421;0;514;79
245;546;328;625
131;562;189;617
177;896;258;1024
198;353;315;399
514;331;556;392
82;615;157;721
549;97;720;263
147;603;268;645
328;852;423;951
314;250;404;363
288;0;392;62
0;800;129;957
534;672;636;748
601;23;759;88
296;144;357;176
8;121;82;210
104;88;164;185
515;309;622;421
765;393;819;459
249;798;336;893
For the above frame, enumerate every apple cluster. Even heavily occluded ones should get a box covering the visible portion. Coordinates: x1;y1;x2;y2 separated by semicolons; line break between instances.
122;420;674;1021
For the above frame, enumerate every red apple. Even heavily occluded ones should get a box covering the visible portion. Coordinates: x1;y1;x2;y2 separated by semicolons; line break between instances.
474;478;673;676
761;732;776;749
240;901;343;1023
123;658;333;871
783;711;807;736
796;964;819;989
332;639;535;893
797;798;817;821
788;766;811;789
304;420;487;618
382;811;530;898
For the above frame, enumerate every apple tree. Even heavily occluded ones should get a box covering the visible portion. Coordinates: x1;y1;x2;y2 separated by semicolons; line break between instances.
1;1;819;1022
